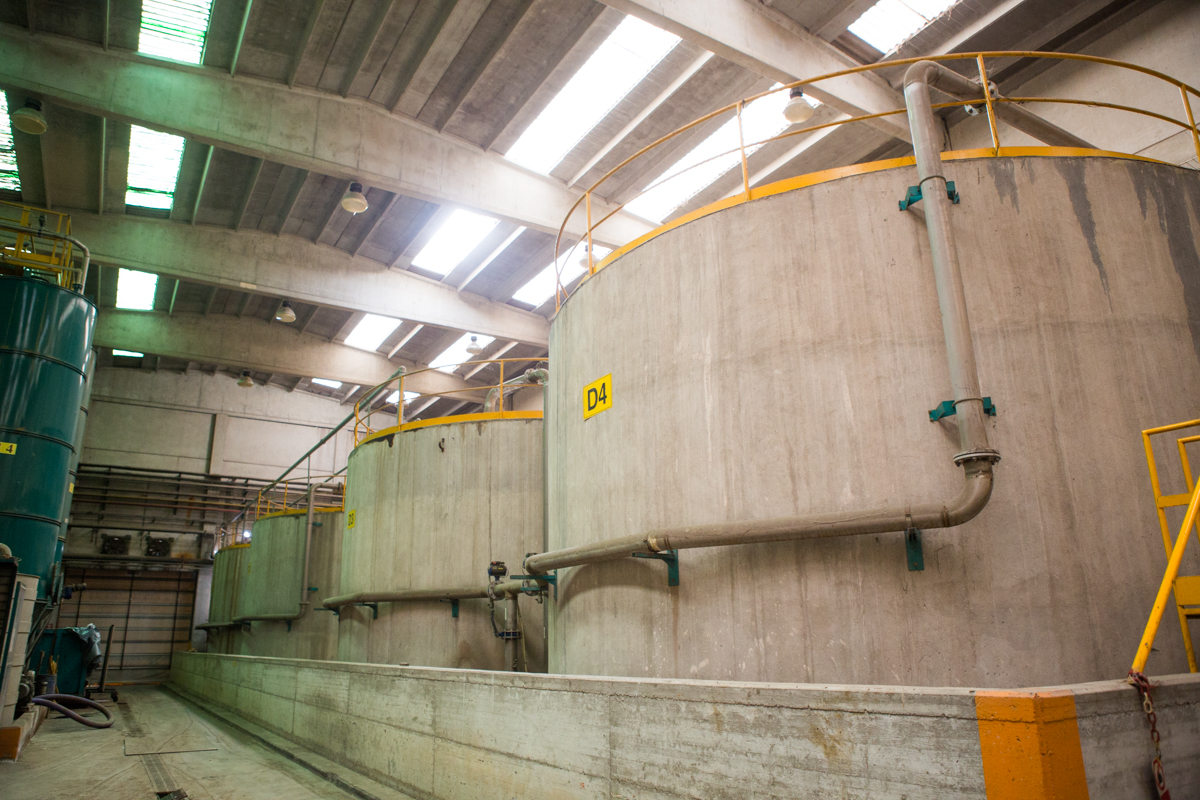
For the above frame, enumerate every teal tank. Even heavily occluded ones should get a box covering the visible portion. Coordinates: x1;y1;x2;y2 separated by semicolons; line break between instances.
0;275;96;601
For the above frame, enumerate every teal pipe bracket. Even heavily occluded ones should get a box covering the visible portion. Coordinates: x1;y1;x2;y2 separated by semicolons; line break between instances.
899;181;960;211
906;528;925;571
632;550;679;586
929;396;996;422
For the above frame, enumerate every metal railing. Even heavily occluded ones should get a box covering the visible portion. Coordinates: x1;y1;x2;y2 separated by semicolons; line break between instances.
1133;420;1200;674
554;51;1200;310
0;200;87;289
353;358;547;446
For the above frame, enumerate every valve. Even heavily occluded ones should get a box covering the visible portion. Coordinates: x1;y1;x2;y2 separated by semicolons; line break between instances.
488;561;508;580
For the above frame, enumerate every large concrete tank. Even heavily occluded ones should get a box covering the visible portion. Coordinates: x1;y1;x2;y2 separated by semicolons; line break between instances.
338;417;545;671
0;275;96;602
205;544;248;651
229;508;343;660
545;153;1200;688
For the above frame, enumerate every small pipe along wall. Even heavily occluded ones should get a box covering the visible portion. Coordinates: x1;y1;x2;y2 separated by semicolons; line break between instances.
337;418;545;671
544;152;1200;687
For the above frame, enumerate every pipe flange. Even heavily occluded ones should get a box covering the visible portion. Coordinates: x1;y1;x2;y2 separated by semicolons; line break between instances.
954;449;1001;465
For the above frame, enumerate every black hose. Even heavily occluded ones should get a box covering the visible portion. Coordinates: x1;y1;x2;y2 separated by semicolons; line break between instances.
32;694;114;729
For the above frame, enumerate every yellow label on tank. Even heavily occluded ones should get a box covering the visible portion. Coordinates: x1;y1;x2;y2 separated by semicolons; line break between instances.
69;483;74;494
583;374;612;420
347;510;356;529
0;442;15;455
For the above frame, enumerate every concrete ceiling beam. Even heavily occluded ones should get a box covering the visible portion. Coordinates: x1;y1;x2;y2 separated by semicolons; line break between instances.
70;212;551;346
595;0;911;142
94;309;486;399
0;29;653;246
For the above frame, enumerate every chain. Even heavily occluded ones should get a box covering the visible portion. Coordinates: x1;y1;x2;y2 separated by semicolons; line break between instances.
1129;671;1172;800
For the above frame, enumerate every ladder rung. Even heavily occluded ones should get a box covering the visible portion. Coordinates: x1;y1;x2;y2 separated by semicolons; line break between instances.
1175;575;1200;606
1158;493;1193;508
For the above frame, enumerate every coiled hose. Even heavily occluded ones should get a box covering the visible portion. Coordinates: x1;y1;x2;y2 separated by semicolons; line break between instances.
32;694;114;729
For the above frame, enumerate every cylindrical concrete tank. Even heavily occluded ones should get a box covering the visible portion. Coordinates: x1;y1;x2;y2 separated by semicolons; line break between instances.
339;417;545;671
230;508;343;660
206;544;249;652
546;154;1200;688
0;276;96;601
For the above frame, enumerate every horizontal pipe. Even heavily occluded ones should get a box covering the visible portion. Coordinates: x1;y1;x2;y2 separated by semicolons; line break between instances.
323;578;545;609
906;60;1092;149
526;461;993;573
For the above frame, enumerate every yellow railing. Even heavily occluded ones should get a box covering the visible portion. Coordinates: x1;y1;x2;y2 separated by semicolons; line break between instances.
252;476;345;520
353;358;546;446
0;200;82;289
1133;420;1200;673
555;51;1200;310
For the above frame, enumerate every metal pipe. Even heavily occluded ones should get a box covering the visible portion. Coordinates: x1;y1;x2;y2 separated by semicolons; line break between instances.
523;61;1001;578
484;368;549;412
907;60;1092;149
323;578;542;609
503;593;519;671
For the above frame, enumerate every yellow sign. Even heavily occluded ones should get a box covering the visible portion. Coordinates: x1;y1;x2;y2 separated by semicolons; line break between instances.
0;442;15;455
69;483;74;494
583;374;612;420
347;509;356;529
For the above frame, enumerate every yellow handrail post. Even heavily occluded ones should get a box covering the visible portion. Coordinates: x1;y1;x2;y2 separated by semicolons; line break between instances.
736;100;751;200
585;191;595;275
976;55;1001;156
1181;85;1200;167
1132;479;1200;673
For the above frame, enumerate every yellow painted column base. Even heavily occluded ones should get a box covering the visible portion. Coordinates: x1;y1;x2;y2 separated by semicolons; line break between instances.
976;689;1090;799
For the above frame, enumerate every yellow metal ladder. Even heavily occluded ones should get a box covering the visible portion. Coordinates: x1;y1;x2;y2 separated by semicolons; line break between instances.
1139;420;1200;672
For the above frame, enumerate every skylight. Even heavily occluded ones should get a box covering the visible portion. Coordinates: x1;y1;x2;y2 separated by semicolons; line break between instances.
113;350;145;358
344;314;402;352
138;0;216;65
115;268;159;311
430;333;496;372
624;86;791;224
411;209;500;276
125;125;186;210
311;378;342;389
385;390;420;404
505;16;680;175
512;244;612;307
848;0;958;54
0;94;20;192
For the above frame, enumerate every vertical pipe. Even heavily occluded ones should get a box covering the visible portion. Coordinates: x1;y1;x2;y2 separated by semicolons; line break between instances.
585;192;594;275
736;101;751;199
300;485;314;616
904;64;990;457
1181;86;1200;167
504;593;519;671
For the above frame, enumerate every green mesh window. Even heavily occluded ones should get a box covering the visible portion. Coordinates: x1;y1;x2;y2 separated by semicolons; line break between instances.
0;94;21;192
138;0;215;65
125;125;186;210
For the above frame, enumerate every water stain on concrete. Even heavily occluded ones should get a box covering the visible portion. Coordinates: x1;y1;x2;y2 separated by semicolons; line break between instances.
1054;159;1109;295
987;159;1020;210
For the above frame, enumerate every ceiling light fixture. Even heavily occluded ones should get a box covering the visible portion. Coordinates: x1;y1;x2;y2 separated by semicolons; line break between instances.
341;182;369;214
237;370;254;388
782;88;815;124
275;300;296;323
466;335;484;355
11;98;47;135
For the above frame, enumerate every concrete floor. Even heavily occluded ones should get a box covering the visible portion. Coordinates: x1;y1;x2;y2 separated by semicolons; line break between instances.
0;685;400;799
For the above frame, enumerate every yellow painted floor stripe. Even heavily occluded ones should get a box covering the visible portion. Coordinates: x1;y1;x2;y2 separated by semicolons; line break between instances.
976;690;1089;799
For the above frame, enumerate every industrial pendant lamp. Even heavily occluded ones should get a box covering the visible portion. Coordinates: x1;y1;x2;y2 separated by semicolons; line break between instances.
341;182;369;214
275;300;296;323
782;87;815;124
466;335;484;355
11;98;47;135
237;370;254;388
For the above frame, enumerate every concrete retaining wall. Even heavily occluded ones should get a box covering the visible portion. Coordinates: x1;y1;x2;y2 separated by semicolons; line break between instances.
172;652;1200;800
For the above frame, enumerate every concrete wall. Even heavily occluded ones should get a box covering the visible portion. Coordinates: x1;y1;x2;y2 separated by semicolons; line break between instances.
338;418;545;671
545;154;1200;687
83;368;354;480
217;510;344;661
171;652;1200;800
950;0;1200;169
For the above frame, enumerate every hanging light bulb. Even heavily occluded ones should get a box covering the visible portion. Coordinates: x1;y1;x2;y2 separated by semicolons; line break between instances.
466;335;484;355
275;300;296;323
237;370;254;388
782;87;815;124
341;182;369;214
11;98;47;135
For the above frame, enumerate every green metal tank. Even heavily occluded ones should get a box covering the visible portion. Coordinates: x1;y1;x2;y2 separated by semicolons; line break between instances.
0;275;96;601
